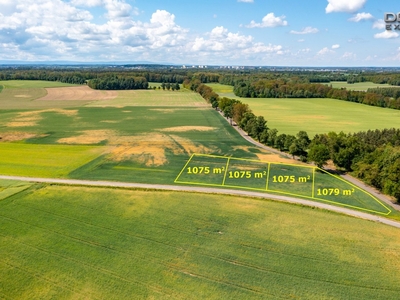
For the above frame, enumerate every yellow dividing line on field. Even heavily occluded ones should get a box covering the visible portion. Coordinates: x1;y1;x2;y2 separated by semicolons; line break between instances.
221;157;231;186
174;153;195;183
174;153;392;215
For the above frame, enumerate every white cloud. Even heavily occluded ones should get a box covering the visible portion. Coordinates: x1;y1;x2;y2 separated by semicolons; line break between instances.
374;31;399;39
341;52;356;59
348;12;373;22
373;19;385;29
188;26;283;63
317;47;334;55
238;0;254;2
246;13;288;28
298;39;305;42
0;1;190;62
290;26;318;35
326;0;366;13
70;0;103;7
332;44;340;49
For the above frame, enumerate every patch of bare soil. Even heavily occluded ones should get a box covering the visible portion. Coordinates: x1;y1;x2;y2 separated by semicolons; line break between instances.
37;86;118;101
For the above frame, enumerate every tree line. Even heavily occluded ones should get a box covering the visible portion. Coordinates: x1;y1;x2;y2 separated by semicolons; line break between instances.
87;76;148;90
185;78;400;202
232;79;400;110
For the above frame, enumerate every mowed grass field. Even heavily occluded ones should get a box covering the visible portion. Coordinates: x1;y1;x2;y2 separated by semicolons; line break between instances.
327;81;392;91
0;184;400;299
208;83;400;136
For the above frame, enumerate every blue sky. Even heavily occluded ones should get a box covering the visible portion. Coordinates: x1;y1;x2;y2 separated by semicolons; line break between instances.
1;0;399;66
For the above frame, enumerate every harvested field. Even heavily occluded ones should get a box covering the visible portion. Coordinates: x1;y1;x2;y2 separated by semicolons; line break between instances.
37;86;118;101
87;90;208;107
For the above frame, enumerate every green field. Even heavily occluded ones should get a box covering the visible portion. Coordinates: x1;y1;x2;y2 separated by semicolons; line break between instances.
0;143;105;178
327;81;392;91
208;84;400;136
0;184;399;299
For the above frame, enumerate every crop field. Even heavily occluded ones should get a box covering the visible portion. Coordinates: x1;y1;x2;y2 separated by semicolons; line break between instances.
0;143;105;178
209;84;400;136
0;184;400;299
0;104;291;184
0;82;394;213
175;154;392;216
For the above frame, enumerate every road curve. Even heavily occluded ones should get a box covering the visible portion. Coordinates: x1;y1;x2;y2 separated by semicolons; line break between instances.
1;174;400;229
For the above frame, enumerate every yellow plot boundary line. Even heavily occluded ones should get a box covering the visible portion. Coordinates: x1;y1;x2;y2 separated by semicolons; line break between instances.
174;153;392;215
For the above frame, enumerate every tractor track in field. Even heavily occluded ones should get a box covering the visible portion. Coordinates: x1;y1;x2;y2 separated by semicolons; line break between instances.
1;175;400;229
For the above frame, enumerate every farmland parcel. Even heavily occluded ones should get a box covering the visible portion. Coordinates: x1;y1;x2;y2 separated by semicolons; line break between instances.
0;183;400;299
1;81;399;299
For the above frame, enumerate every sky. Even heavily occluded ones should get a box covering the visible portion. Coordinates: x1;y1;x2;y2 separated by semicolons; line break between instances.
1;0;400;66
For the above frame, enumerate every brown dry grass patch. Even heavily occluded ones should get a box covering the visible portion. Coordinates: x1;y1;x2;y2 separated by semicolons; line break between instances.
6;109;78;128
110;133;217;166
37;86;118;101
255;153;303;164
0;132;47;142
232;145;302;164
159;126;216;132
58;130;115;145
57;131;216;167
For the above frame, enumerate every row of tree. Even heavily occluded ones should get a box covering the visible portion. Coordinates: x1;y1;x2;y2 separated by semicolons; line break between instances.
186;79;400;202
159;82;180;91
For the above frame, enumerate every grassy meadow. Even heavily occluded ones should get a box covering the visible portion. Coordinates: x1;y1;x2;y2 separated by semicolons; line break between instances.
327;81;392;91
208;83;400;136
0;184;400;299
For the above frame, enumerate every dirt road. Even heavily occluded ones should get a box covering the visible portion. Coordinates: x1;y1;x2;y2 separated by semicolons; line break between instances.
1;175;400;229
